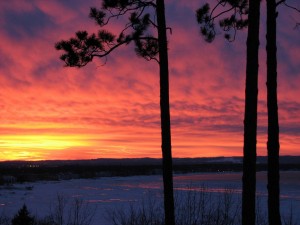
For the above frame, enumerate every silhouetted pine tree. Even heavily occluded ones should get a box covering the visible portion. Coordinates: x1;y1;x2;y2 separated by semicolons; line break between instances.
266;1;281;224
266;2;299;224
12;204;35;225
196;1;260;224
55;1;175;224
242;1;260;224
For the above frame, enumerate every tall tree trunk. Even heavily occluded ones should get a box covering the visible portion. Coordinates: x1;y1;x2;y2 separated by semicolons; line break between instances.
156;1;175;225
242;0;260;225
266;0;281;224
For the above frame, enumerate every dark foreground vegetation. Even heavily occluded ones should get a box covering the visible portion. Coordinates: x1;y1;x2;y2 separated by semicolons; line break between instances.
0;196;95;225
0;188;297;225
0;157;299;184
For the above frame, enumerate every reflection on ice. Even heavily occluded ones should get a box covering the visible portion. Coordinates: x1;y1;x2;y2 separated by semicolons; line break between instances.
87;198;134;203
175;186;242;194
81;186;113;191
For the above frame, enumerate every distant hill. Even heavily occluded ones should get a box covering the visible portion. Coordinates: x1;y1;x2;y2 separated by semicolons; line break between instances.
1;155;300;166
1;156;299;184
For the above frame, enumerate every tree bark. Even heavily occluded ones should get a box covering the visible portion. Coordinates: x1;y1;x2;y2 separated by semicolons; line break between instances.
242;0;260;225
156;1;175;225
266;0;281;224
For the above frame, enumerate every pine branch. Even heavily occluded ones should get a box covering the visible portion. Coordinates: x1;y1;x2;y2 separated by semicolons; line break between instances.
196;0;248;42
276;0;286;7
276;0;300;12
56;0;163;67
283;2;300;13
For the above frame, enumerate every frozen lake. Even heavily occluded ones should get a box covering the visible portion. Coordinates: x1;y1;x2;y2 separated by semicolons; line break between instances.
1;171;299;224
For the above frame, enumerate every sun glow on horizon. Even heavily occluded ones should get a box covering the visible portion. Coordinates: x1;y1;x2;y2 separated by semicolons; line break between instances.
0;134;91;161
0;0;299;161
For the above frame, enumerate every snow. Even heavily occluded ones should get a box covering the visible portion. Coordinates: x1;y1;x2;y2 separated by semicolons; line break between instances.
1;171;299;225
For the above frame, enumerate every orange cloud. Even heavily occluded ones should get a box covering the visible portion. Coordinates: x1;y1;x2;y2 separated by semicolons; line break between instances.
0;0;299;161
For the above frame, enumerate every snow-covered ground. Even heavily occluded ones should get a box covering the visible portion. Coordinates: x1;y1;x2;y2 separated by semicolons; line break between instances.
1;171;299;224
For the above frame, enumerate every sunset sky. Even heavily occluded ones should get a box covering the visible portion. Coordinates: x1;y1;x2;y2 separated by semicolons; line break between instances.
0;0;299;161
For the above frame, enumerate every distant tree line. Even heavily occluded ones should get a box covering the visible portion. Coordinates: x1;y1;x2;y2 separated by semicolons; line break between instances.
1;159;299;184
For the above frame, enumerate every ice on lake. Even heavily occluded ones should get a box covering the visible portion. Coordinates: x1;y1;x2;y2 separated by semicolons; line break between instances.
1;171;299;225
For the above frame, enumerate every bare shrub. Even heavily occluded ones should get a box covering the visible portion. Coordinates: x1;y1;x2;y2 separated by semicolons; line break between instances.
175;186;241;225
50;194;68;225
43;194;96;225
67;198;96;225
107;192;164;225
108;187;243;225
107;187;298;225
282;202;298;225
255;196;267;225
0;211;10;225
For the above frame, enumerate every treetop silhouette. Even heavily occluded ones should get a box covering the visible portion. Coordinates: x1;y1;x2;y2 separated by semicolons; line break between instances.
55;0;161;67
196;1;260;225
196;0;248;42
55;1;175;224
12;204;35;225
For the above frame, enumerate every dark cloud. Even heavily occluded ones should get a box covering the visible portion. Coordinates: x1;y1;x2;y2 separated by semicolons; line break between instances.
280;101;300;113
280;125;300;135
2;8;53;39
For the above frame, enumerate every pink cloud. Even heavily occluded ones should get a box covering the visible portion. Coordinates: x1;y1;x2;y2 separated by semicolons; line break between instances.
0;0;299;161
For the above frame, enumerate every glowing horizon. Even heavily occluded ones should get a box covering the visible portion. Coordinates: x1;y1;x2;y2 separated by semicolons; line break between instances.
0;0;299;161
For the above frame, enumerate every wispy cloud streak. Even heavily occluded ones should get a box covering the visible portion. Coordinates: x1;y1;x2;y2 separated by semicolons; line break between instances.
0;0;299;160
